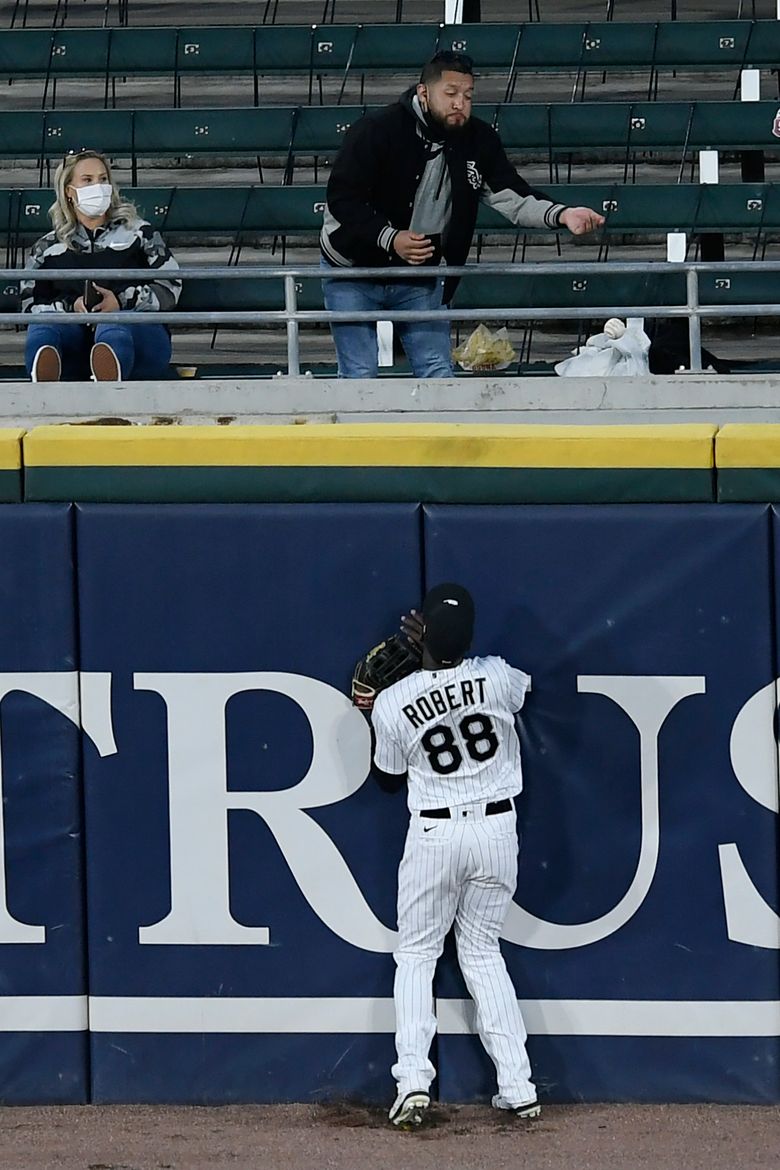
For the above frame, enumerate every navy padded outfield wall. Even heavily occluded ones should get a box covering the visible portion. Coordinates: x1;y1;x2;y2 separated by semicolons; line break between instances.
0;505;87;1103
75;504;422;1103
1;502;779;1103
426;504;780;1104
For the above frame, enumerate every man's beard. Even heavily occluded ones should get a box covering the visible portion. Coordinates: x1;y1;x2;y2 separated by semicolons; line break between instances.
427;107;469;137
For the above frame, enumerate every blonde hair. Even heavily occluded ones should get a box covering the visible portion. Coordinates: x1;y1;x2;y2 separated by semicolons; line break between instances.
50;150;139;245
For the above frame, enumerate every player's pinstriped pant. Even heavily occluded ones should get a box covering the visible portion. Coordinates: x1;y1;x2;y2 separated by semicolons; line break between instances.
392;802;536;1105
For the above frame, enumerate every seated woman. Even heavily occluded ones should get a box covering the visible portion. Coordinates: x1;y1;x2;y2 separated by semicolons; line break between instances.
22;149;181;382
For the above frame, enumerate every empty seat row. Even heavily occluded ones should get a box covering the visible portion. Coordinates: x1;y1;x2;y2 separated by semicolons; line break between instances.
3;101;780;183
2;20;778;86
5;183;780;246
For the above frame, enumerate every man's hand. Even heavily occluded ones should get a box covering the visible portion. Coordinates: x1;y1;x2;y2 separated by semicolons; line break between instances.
559;207;606;236
393;231;435;265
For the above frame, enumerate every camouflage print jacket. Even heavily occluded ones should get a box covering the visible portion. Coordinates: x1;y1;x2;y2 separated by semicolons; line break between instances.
21;217;181;315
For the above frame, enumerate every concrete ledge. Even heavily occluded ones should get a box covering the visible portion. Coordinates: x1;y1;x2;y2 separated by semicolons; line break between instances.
2;375;780;427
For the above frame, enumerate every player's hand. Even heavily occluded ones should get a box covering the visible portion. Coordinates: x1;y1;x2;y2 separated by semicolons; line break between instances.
90;285;121;313
401;608;424;649
559;206;605;236
73;296;87;313
393;231;435;265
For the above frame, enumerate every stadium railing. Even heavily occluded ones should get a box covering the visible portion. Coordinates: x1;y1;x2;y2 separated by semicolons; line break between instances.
1;260;778;376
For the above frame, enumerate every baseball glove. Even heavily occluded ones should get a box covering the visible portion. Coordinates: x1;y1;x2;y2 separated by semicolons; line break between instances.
351;635;422;711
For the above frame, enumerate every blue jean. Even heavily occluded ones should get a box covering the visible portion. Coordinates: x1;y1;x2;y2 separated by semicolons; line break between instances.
321;260;453;378
25;320;172;380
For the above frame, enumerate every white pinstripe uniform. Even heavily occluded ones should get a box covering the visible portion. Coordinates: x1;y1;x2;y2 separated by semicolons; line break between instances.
372;654;536;1108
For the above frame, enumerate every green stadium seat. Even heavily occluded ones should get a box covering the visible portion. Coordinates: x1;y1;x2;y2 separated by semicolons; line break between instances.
652;20;750;69
133;107;295;167
349;24;441;72
450;268;688;312
13;188;53;240
237;185;328;234
698;269;780;307
0;281;20;314
0;111;51;160
178;275;324;313
492;104;550;152
175;27;254;78
253;25;319;75
695;184;771;233
41;109;135;158
290;104;366;154
0;29;51;79
287;105;366;178
106;27;178;77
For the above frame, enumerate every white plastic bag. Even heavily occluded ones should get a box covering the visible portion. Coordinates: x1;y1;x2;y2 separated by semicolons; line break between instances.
554;318;651;377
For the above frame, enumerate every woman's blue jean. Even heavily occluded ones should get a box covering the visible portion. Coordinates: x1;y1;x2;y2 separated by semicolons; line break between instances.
25;320;171;380
321;260;453;379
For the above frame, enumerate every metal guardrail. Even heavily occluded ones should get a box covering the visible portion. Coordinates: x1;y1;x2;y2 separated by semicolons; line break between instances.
3;260;780;377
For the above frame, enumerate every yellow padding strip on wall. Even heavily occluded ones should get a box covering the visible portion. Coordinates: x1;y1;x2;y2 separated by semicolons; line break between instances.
716;425;780;468
0;429;25;470
24;424;717;470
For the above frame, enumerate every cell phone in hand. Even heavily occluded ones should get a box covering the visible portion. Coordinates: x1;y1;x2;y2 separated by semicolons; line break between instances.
83;280;101;311
423;232;442;266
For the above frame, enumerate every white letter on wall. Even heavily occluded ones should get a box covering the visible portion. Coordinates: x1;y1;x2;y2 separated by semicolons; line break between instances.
719;679;780;948
136;673;395;951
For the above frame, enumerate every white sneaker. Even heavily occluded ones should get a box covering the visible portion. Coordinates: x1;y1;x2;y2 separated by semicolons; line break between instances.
492;1093;542;1119
388;1089;430;1127
31;345;61;383
90;342;122;381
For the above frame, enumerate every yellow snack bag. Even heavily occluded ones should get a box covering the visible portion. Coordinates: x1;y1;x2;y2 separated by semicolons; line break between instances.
452;324;517;372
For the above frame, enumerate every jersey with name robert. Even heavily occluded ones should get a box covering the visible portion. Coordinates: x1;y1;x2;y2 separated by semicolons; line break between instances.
371;655;531;812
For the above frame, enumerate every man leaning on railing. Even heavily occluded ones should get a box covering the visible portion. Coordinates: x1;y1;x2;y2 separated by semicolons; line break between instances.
320;50;604;379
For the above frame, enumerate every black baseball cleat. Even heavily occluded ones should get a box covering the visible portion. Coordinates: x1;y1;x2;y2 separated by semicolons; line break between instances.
514;1100;542;1119
388;1089;430;1127
492;1093;542;1120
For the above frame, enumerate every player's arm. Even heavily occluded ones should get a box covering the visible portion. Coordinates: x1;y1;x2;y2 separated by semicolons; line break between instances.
367;720;408;793
369;700;409;793
504;661;532;712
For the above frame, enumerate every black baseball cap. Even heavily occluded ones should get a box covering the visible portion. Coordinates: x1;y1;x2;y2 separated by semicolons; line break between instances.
422;583;474;665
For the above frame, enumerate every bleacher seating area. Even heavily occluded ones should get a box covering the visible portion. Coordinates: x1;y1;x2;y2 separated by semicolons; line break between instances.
2;0;780;378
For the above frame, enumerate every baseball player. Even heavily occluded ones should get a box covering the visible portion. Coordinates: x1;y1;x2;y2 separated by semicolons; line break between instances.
367;583;539;1128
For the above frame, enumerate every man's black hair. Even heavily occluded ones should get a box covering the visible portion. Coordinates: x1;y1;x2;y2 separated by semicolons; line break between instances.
420;51;475;85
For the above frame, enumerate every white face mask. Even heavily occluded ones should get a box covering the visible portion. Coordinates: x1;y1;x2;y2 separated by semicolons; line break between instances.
72;183;112;217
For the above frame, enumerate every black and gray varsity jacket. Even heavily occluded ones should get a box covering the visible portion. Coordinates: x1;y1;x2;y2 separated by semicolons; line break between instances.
21;217;181;315
320;87;567;300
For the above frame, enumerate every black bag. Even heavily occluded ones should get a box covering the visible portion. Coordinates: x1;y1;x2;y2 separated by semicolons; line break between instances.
647;319;732;374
